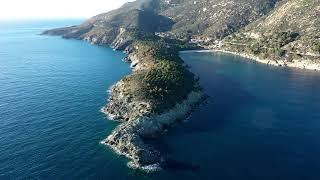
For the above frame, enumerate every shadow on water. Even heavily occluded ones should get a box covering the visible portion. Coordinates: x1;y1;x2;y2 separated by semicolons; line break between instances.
154;66;255;172
144;53;257;173
168;71;255;136
144;138;201;172
161;158;200;172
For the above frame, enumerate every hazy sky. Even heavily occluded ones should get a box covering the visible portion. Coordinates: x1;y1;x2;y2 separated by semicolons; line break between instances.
0;0;134;20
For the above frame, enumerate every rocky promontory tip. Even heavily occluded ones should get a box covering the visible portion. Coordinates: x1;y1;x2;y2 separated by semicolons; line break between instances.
44;20;204;170
98;39;206;169
101;79;205;168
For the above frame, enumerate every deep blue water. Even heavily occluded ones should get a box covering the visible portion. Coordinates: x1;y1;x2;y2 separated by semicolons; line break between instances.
0;20;134;179
1;21;320;179
162;52;320;180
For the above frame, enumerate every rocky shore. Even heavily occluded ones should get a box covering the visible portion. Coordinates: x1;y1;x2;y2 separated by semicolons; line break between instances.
99;46;206;170
181;49;320;71
219;50;320;71
41;0;319;173
101;83;204;170
43;23;205;171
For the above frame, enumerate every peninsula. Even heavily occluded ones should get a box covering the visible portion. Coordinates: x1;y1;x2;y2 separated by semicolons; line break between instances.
44;26;206;170
43;0;320;171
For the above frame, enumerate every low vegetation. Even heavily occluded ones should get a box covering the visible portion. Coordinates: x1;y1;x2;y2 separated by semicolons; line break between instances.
313;42;320;54
223;31;303;59
119;31;200;112
221;0;320;62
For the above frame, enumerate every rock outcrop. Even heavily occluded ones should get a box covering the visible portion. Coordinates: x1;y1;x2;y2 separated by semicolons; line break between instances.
101;79;204;169
98;40;205;169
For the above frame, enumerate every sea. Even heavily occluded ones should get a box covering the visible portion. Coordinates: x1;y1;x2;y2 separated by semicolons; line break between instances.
1;20;320;180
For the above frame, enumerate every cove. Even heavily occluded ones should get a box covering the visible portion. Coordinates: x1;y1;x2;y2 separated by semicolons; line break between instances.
155;52;320;179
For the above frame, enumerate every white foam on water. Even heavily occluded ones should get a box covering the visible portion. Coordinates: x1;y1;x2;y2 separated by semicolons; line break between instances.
127;161;162;172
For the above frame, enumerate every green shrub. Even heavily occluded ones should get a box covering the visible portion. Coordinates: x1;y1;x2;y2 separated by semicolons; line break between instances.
123;39;197;112
313;43;320;53
139;60;194;109
287;54;294;62
275;31;300;47
274;48;286;57
250;42;261;54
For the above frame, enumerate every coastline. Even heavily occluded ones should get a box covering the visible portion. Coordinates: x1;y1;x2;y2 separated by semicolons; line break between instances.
99;53;206;170
96;40;207;171
105;42;319;170
181;49;320;71
41;27;319;172
42;25;206;171
100;46;318;171
101;89;205;171
44;19;317;172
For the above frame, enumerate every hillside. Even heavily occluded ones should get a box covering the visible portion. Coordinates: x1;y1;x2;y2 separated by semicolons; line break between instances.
43;0;279;45
42;0;173;45
160;0;279;39
220;0;320;69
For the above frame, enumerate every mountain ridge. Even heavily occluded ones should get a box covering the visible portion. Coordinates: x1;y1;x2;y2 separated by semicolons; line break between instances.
43;0;281;44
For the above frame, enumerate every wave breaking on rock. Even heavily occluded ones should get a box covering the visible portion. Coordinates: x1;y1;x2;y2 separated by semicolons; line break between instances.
101;86;205;170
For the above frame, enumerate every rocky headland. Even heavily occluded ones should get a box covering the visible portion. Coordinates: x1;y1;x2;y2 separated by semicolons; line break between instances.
42;0;319;171
97;38;205;170
43;24;205;170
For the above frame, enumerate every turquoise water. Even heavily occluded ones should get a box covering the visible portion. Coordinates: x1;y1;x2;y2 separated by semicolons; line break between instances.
1;21;320;179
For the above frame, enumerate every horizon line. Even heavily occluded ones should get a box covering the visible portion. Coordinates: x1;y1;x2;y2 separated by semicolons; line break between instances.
0;17;90;22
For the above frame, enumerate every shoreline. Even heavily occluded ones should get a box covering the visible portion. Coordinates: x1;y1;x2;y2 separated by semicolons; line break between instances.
42;27;208;172
101;88;206;171
97;41;207;171
102;45;319;171
180;49;320;71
